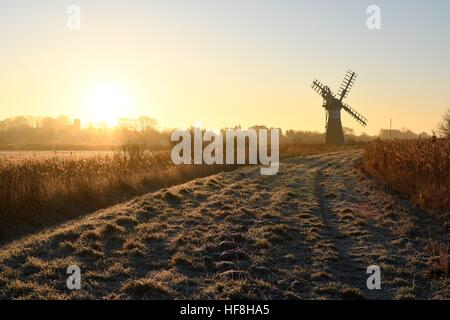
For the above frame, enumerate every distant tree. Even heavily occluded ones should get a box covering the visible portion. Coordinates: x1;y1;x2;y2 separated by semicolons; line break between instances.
57;115;72;127
360;132;370;138
0;119;9;130
117;118;134;130
11;116;29;129
40;117;59;129
343;127;355;136
25;116;40;128
437;108;450;138
284;130;324;144
418;132;429;139
349;131;375;143
135;116;157;131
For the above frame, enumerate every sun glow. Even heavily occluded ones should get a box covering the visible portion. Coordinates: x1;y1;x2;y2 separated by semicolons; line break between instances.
83;83;134;127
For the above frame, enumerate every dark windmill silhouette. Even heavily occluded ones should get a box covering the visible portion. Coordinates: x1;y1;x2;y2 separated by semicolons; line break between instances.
311;70;367;145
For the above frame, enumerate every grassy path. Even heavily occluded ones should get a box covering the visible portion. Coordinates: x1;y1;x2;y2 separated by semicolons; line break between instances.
0;151;447;299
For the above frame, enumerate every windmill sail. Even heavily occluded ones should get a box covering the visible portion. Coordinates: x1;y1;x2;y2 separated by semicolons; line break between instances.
342;103;368;127
311;79;326;96
337;70;357;101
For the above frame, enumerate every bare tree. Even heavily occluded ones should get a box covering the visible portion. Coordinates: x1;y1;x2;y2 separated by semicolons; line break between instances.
437;108;450;138
135;116;157;132
343;127;355;136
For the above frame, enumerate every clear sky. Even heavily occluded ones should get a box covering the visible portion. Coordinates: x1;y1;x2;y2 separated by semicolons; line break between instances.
1;0;449;134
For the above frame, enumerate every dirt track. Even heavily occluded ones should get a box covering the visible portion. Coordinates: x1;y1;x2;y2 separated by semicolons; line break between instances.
0;150;447;299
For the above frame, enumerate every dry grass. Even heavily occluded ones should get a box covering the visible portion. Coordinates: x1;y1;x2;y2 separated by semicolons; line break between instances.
0;150;447;299
425;236;449;277
280;143;363;159
0;144;237;241
0;142;353;242
362;138;449;216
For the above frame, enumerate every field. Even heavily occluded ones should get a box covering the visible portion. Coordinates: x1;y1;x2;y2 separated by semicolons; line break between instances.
0;143;347;242
0;147;238;242
0;150;447;299
363;138;449;216
0;151;116;161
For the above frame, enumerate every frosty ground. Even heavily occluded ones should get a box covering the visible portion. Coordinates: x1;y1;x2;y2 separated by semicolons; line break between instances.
0;150;447;299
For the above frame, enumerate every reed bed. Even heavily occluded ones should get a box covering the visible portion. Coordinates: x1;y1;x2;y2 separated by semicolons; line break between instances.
0;146;236;240
363;138;450;216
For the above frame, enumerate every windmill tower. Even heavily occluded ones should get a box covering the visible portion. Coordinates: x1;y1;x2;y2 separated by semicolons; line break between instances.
311;70;368;145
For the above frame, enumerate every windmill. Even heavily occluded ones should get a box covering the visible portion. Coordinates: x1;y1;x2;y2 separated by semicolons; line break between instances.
311;70;367;145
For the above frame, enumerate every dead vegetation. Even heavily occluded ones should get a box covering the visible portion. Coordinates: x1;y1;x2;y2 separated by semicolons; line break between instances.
362;138;449;216
0;144;237;241
0;151;447;299
0;142;359;242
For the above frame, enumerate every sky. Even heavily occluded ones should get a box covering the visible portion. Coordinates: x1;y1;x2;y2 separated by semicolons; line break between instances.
0;0;449;134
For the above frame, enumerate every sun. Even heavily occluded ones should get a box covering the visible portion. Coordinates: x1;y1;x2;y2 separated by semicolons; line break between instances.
83;83;133;127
